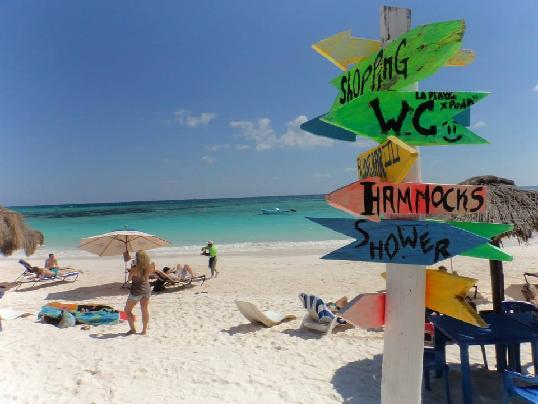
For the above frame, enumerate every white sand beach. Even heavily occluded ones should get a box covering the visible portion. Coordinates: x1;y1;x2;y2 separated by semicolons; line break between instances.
0;241;537;404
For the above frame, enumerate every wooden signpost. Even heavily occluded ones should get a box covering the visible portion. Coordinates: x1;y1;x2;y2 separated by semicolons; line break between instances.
312;30;475;71
357;136;417;182
327;176;487;220
308;217;513;264
302;6;506;403
322;91;488;145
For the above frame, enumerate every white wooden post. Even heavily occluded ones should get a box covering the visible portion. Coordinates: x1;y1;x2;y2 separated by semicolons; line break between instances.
379;6;426;404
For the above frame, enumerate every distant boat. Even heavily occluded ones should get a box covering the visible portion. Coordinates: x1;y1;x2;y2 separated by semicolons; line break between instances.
261;208;296;215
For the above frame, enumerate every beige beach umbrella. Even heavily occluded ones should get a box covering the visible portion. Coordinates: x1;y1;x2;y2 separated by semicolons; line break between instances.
79;230;170;257
79;229;170;287
0;206;43;256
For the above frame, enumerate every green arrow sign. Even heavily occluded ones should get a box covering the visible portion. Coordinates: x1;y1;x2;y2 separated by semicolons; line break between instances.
321;91;489;146
330;20;464;111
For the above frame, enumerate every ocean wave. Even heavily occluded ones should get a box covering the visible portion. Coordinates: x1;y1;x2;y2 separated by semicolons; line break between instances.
3;239;353;260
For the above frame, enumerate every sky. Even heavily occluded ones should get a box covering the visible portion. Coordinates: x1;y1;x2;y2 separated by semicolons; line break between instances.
1;0;538;206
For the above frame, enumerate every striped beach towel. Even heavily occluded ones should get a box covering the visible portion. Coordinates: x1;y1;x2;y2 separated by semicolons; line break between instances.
299;293;345;324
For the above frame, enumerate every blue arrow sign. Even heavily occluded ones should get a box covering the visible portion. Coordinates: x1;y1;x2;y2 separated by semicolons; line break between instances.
300;115;357;142
308;217;489;265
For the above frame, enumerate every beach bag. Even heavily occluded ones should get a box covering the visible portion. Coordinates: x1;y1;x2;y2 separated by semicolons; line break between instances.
58;310;76;328
153;279;166;292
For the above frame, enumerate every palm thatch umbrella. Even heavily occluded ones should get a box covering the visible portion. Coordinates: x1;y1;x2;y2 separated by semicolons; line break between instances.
444;175;538;369
445;175;538;309
0;206;44;256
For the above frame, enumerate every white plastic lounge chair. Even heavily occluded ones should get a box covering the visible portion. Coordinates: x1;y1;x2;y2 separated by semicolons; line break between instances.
298;293;347;335
235;300;296;327
15;260;79;291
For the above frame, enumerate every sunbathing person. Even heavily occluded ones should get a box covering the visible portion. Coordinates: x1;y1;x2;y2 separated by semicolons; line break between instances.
32;266;69;279
44;253;59;270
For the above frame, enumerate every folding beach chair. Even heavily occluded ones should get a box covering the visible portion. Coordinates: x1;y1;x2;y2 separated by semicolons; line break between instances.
235;300;296;327
15;260;79;291
153;270;206;291
298;293;347;335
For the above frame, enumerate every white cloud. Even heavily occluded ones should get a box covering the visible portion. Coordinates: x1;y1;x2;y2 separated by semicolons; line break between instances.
532;84;538;92
175;110;217;127
230;115;334;151
235;144;250;150
202;155;215;165
344;167;356;173
472;121;486;129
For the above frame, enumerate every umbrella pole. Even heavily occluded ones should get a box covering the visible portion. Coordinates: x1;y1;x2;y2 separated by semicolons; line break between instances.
490;238;506;371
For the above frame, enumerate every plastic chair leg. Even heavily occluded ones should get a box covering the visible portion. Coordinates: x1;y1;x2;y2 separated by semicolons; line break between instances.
481;345;489;369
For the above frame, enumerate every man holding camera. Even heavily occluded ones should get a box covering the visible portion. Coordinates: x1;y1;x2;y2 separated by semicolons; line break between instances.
202;240;218;278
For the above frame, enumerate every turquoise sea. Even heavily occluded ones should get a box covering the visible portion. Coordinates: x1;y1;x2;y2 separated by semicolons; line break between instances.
11;186;537;257
11;195;351;254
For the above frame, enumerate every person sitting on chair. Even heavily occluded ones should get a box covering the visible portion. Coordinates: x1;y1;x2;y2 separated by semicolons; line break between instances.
44;253;59;270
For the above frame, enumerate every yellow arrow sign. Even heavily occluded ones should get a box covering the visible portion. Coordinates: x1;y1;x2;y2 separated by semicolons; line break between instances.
312;31;380;71
313;31;475;71
382;269;485;327
357;136;417;182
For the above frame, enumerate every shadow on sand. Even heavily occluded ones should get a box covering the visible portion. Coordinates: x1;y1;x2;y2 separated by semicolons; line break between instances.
89;332;132;340
221;323;264;336
15;279;79;293
331;354;506;403
45;282;128;301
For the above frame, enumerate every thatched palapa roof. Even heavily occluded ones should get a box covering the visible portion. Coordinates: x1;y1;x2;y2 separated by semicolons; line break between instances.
0;207;43;256
447;175;538;243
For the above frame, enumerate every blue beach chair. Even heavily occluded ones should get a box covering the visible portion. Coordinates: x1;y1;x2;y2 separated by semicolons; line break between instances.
503;370;538;403
15;260;79;290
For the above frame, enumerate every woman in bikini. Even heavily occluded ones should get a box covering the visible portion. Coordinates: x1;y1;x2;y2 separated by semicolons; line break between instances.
125;250;155;335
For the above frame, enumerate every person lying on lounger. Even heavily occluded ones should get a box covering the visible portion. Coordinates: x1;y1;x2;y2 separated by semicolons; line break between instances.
168;264;196;280
32;266;70;279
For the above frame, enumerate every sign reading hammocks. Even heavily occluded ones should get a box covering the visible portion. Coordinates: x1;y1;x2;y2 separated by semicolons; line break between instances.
327;177;487;220
357;136;417;182
307;217;513;264
330;20;465;111
323;91;488;146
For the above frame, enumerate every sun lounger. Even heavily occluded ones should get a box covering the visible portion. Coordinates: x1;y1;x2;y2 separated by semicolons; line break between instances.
153;270;206;289
235;300;296;327
298;293;347;335
15;260;79;290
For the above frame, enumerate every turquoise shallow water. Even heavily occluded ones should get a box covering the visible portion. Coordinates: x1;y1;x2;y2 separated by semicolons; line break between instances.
11;195;351;251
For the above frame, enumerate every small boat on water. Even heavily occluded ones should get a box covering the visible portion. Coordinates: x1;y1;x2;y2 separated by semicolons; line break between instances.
260;208;296;215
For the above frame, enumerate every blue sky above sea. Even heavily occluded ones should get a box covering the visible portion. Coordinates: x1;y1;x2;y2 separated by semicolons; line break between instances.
1;0;538;207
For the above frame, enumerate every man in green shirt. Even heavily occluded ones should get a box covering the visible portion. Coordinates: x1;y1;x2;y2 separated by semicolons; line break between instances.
203;240;218;278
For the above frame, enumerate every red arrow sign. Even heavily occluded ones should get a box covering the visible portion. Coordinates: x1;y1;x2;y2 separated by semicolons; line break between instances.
327;177;487;221
340;292;386;329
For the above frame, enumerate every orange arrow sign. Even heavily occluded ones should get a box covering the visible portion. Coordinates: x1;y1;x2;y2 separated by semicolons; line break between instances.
340;292;386;329
327;177;487;221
